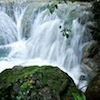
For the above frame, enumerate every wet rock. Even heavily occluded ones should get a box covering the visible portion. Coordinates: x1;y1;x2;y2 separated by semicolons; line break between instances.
83;40;99;58
86;72;100;100
83;58;99;72
83;40;100;81
13;65;23;69
86;21;98;29
78;11;93;25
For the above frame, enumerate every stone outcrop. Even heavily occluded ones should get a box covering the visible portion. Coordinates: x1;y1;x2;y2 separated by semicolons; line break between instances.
82;40;100;79
91;0;100;41
82;0;100;81
0;66;85;100
83;40;99;58
85;1;100;100
86;72;100;100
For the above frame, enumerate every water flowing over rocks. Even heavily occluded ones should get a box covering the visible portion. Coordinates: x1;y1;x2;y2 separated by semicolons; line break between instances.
0;1;100;99
0;0;94;91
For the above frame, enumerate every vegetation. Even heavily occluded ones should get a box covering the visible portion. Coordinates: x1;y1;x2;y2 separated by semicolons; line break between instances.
0;65;86;100
0;0;100;100
61;28;71;38
48;3;57;14
48;0;79;14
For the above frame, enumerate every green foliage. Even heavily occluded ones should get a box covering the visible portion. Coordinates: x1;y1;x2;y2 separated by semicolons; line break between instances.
48;3;57;14
69;88;86;100
72;92;86;100
71;0;77;2
61;28;71;38
56;0;62;3
48;0;78;14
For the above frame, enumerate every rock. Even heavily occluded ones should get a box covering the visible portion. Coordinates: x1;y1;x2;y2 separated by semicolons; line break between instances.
0;65;85;100
91;1;100;40
83;58;99;72
13;65;23;69
83;40;99;58
86;21;98;29
86;72;100;100
83;40;100;81
78;11;93;25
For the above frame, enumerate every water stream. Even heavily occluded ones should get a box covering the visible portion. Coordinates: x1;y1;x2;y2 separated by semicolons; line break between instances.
0;1;92;91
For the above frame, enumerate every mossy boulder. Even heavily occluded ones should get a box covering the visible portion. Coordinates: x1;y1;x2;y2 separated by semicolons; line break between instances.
0;65;85;100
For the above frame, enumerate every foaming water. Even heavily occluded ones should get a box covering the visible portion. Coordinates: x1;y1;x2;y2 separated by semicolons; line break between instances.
0;2;92;91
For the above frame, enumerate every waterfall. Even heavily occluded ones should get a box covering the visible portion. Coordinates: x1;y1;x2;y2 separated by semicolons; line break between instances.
0;1;93;91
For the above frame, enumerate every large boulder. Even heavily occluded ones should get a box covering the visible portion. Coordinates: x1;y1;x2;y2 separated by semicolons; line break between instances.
86;72;100;100
0;65;85;100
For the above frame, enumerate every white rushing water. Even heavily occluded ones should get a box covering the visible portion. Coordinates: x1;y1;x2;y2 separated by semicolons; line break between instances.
0;2;92;91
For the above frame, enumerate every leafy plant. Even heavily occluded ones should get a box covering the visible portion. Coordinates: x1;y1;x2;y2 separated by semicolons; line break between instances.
48;0;77;14
47;1;59;14
72;92;86;100
61;28;71;38
69;88;86;100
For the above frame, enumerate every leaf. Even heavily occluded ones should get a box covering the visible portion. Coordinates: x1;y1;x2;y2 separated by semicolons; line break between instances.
72;92;86;100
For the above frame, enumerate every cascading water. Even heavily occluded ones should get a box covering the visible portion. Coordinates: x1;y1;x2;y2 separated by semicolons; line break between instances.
0;1;93;91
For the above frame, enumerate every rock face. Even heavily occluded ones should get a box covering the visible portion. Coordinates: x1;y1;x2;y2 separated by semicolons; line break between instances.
83;40;99;58
82;1;100;79
82;40;100;79
91;1;100;41
0;66;85;100
86;72;100;100
85;1;100;100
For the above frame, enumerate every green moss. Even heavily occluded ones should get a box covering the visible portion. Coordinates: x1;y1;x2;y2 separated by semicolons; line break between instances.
0;65;39;86
0;65;85;100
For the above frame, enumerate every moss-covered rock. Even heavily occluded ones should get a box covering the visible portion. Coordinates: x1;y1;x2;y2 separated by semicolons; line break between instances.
0;65;85;100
